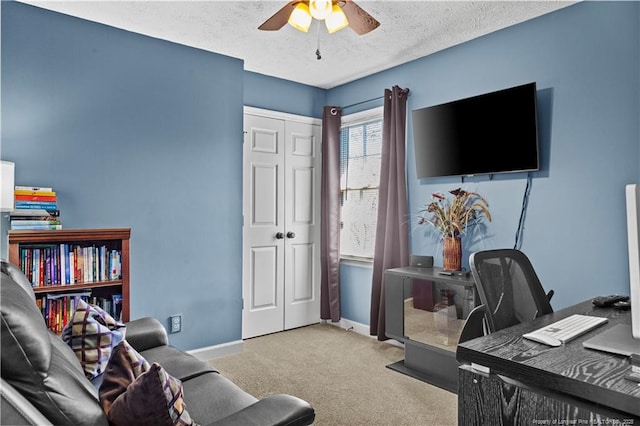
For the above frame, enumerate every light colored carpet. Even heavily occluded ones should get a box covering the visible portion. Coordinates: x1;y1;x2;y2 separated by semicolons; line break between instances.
209;323;457;426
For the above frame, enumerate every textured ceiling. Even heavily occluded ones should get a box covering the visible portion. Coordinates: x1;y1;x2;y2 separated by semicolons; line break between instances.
20;1;576;89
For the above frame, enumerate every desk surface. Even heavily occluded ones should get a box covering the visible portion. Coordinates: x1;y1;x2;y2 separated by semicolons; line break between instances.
456;300;640;417
385;266;475;287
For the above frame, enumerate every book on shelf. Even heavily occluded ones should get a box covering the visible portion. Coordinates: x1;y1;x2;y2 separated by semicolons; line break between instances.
11;221;62;231
14;201;58;210
10;209;60;218
15;194;57;202
11;219;61;226
110;250;122;280
14;186;54;192
10;218;62;231
14;189;56;197
112;294;123;322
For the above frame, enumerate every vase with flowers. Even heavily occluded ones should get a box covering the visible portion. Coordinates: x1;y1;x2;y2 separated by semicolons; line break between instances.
418;188;491;271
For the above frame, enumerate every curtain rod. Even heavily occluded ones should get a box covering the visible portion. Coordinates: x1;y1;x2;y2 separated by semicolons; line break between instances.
341;95;384;111
341;87;410;111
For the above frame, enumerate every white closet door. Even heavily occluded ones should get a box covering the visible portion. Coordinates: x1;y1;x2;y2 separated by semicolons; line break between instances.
243;111;321;339
283;120;321;330
243;114;286;338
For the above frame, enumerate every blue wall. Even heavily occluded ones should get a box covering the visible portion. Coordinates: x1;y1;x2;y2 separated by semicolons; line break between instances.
331;1;640;322
1;2;246;350
244;71;326;118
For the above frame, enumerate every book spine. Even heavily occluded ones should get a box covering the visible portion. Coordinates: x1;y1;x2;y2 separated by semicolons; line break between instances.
110;250;122;280
59;244;66;285
83;247;88;283
92;246;97;282
52;246;58;285
62;296;68;330
11;209;60;217
46;298;52;330
88;247;93;282
69;248;75;284
13;204;59;211
34;249;39;286
99;245;106;281
112;294;123;321
10;224;62;230
14;195;57;202
44;249;51;285
14;186;53;192
11;219;61;225
74;246;81;283
14;190;56;197
64;244;70;284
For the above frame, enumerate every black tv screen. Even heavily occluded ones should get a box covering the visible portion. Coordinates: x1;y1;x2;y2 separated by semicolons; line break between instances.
412;82;539;179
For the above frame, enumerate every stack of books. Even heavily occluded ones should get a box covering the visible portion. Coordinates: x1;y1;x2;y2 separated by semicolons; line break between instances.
11;186;62;230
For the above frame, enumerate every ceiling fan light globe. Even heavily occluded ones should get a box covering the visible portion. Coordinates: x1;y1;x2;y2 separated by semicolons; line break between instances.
325;5;348;33
309;0;332;20
288;3;312;32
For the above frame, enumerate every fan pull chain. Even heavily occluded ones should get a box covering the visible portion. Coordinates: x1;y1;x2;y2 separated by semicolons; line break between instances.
315;22;322;60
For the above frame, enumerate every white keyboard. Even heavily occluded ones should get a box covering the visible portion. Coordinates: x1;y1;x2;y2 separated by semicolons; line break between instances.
523;314;608;347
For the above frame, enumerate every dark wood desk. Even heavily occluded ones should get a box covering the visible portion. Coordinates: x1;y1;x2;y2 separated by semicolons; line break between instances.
457;300;640;423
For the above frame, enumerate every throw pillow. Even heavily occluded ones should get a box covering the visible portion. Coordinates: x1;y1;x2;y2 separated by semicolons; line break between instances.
99;340;150;414
61;298;126;379
100;341;197;426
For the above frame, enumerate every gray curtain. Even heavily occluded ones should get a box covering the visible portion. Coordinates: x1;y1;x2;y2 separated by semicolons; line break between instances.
370;86;410;340
321;106;342;322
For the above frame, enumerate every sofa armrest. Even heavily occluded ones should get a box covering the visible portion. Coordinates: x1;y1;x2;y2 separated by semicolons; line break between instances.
125;317;169;352
1;378;54;426
208;394;315;426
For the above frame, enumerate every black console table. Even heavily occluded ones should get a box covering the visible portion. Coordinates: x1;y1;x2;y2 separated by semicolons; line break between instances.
384;266;477;393
457;300;640;422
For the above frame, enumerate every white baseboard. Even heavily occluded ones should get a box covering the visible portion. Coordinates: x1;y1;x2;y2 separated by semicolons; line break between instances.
189;319;403;362
188;340;244;361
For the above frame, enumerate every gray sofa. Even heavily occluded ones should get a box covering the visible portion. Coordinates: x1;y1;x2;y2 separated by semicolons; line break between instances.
1;260;315;425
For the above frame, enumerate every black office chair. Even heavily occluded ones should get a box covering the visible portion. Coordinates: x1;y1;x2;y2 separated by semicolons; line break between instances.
457;304;487;344
469;249;554;333
456;304;488;363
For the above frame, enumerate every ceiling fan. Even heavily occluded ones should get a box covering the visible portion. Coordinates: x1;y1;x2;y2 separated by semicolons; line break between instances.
258;0;380;35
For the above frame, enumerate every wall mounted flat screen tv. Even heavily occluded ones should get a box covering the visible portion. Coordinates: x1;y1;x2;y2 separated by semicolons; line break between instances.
412;82;540;179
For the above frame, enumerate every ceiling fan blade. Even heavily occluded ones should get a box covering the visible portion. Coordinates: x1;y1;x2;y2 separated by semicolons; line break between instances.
258;1;301;31
340;0;380;35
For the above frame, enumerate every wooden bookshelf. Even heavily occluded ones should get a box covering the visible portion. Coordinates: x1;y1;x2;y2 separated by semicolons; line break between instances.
8;228;131;331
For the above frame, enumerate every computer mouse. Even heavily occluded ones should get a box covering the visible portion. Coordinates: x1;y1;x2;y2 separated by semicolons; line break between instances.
613;300;631;310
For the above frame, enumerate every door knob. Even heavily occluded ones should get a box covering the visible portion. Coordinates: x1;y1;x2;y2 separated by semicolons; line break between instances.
275;232;284;239
287;232;295;239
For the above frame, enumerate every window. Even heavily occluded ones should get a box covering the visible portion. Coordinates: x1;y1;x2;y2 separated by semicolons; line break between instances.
340;108;383;260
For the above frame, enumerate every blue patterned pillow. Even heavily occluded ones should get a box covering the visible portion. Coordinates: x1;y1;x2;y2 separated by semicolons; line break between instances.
61;299;125;379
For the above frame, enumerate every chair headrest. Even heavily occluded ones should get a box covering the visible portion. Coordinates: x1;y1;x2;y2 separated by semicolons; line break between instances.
1;266;52;378
1;260;36;300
